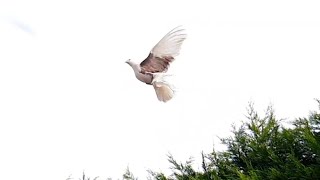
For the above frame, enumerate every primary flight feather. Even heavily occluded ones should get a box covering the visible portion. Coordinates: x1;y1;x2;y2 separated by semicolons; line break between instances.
126;26;187;102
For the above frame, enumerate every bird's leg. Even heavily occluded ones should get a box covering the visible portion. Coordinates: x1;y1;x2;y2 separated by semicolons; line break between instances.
142;71;154;85
143;71;154;76
143;71;155;79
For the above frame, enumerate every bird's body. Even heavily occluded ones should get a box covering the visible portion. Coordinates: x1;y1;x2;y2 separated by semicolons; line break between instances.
126;26;187;102
127;61;153;84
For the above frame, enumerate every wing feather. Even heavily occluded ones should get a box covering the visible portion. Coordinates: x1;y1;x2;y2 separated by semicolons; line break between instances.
140;53;173;73
140;26;187;73
151;26;187;58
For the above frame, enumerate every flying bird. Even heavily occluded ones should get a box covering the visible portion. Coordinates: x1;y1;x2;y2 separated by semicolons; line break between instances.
126;26;187;102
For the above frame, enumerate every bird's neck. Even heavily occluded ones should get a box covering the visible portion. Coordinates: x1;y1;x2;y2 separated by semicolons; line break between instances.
128;61;141;73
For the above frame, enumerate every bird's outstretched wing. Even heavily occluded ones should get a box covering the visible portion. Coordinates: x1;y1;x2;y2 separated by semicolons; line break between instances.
150;25;187;58
140;26;187;73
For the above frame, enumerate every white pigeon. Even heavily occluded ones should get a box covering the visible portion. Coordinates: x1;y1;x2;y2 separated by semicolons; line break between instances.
126;26;187;102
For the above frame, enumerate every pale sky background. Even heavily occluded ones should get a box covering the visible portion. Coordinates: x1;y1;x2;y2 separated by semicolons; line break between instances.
0;0;320;179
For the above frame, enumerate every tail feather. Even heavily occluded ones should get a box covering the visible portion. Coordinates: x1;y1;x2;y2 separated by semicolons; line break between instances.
152;73;175;102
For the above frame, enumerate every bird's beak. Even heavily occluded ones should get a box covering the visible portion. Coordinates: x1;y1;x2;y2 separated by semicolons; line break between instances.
125;59;130;64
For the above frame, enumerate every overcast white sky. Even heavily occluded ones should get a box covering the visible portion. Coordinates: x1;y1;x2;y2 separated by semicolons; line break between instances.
1;0;320;179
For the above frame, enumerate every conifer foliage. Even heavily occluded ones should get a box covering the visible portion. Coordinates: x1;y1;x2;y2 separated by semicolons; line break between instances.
71;99;320;180
148;100;320;180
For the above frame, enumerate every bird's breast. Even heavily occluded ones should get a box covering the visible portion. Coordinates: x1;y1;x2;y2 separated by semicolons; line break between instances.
135;72;152;84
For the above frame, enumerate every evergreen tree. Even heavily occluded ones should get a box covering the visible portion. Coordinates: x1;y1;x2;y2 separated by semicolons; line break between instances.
148;100;320;180
71;99;320;180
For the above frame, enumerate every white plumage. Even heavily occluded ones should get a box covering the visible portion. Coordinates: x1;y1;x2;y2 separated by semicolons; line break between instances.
126;26;187;102
152;73;176;102
151;26;187;58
